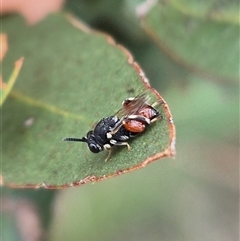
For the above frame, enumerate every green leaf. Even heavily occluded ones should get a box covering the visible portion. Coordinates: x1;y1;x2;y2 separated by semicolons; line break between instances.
1;14;175;188
140;0;239;85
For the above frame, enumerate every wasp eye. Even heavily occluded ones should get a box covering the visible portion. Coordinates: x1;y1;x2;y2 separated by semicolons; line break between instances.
89;143;101;153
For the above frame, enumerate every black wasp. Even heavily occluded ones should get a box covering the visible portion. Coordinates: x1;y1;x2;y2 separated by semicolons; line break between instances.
63;93;161;161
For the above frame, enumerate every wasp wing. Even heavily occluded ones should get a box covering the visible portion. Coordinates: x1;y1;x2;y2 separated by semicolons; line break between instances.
115;93;149;119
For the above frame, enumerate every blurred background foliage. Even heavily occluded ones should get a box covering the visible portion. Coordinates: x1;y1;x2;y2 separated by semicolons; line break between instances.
2;0;239;241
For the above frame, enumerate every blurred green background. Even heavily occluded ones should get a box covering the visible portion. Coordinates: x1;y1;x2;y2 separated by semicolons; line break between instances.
2;0;239;241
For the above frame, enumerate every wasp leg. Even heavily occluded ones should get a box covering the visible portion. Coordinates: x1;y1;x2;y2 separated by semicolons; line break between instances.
124;115;151;125
122;97;135;106
104;150;112;162
149;100;163;122
110;139;131;151
103;144;112;162
151;99;164;107
108;118;124;135
149;114;163;123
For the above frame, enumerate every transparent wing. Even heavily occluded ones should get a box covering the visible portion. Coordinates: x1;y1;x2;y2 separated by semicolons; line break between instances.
115;92;149;119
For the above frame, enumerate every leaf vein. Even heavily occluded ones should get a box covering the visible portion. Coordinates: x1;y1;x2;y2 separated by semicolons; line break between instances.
10;90;88;124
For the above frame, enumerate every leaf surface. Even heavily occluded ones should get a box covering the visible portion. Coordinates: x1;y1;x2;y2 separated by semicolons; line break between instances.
1;14;175;188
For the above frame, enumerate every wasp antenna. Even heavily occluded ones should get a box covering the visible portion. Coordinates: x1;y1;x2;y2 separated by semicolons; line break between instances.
62;137;87;142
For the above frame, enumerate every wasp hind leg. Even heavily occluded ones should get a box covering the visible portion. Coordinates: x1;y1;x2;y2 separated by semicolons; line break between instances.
151;99;164;108
124;115;151;125
150;115;162;123
150;100;164;123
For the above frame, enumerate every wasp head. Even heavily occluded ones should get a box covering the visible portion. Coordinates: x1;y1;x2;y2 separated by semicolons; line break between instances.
85;131;103;153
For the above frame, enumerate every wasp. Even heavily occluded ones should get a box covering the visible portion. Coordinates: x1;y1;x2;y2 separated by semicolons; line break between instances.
63;93;161;161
